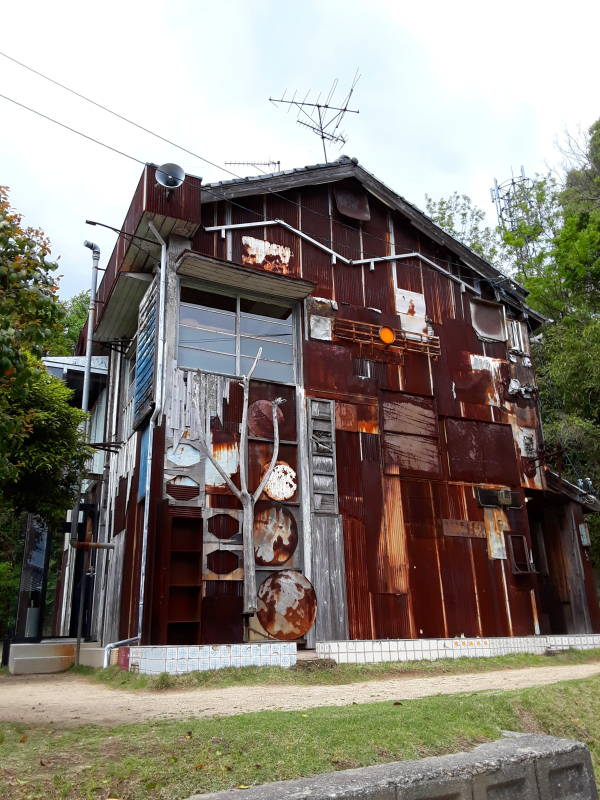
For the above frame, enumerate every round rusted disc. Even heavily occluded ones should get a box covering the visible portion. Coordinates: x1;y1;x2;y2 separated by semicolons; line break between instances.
248;400;284;439
253;505;298;566
257;570;317;640
261;461;297;501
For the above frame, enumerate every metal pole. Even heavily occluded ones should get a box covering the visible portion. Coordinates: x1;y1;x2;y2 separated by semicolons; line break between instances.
74;241;100;665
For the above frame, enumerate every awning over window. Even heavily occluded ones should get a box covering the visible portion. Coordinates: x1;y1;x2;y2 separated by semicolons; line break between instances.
176;251;315;301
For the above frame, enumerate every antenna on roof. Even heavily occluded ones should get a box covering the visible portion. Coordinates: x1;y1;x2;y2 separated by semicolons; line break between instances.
490;167;541;273
269;70;360;163
225;160;281;173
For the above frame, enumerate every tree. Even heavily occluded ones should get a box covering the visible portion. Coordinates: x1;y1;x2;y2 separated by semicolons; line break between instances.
425;192;504;265
45;290;89;357
0;186;65;480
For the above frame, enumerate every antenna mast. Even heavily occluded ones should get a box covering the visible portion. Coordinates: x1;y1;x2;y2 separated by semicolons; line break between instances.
269;70;360;162
490;167;540;272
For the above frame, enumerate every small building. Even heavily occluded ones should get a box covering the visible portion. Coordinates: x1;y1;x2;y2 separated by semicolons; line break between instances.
54;157;600;651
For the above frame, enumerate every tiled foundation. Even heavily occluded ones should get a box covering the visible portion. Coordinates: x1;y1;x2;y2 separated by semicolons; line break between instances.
125;642;297;674
316;634;600;664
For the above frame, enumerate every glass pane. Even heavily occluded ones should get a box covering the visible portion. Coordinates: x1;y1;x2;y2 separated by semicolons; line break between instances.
178;347;236;375
240;314;293;338
180;304;235;332
240;298;292;320
181;287;236;312
240;356;293;383
240;337;292;363
179;327;236;354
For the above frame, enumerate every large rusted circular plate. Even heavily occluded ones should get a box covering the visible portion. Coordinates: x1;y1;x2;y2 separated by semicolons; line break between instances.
257;570;317;640
248;400;284;439
253;506;298;566
261;461;297;501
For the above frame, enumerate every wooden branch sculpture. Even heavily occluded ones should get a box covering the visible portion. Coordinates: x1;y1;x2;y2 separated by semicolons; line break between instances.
196;348;286;615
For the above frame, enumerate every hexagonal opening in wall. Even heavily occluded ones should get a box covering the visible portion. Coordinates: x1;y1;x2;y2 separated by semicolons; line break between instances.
207;549;239;575
208;514;239;540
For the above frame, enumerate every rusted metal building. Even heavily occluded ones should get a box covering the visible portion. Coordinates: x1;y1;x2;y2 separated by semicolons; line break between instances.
55;156;600;648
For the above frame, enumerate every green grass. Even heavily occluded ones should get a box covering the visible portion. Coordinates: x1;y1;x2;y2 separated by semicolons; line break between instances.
1;673;600;800
69;648;600;691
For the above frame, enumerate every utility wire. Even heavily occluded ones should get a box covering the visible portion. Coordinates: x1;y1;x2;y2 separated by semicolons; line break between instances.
0;92;145;165
0;53;514;287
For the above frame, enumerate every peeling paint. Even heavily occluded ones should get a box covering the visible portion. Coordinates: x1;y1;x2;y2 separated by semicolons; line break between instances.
253;505;298;565
262;461;297;501
241;236;292;274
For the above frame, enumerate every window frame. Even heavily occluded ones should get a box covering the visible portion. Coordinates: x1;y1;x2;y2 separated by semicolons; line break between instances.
177;278;298;385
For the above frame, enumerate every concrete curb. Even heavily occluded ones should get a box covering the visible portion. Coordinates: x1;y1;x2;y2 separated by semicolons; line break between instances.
186;734;598;799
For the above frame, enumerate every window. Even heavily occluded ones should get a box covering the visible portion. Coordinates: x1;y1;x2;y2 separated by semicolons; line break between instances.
178;286;295;382
507;533;534;574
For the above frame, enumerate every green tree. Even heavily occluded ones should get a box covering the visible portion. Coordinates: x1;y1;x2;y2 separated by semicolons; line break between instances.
46;290;89;357
0;186;65;481
425;192;504;265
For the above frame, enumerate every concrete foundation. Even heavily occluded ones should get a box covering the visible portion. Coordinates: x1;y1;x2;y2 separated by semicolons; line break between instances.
187;734;598;800
8;640;102;675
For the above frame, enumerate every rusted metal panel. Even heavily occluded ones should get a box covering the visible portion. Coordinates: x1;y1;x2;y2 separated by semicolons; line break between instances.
439;535;480;637
470;299;507;342
341;517;373;639
253;505;298;566
371;593;412;639
363;201;395;314
442;519;486;538
241;236;292;274
248;399;285;440
311;514;349;641
335;402;379;433
382;393;437;437
378;476;410;595
298;186;334;298
483;507;509;559
444;419;520;486
383;433;441;477
333;179;371;221
256;570;317;640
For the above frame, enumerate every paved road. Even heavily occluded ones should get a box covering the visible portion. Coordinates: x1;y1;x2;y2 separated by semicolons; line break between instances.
1;662;598;728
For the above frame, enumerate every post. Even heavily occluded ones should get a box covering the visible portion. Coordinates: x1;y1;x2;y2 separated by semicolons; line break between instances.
74;241;100;665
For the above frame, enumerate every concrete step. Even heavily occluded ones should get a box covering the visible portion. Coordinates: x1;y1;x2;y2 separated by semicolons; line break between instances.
9;642;75;675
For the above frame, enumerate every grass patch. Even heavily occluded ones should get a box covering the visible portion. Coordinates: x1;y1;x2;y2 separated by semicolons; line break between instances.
70;648;600;692
1;673;600;799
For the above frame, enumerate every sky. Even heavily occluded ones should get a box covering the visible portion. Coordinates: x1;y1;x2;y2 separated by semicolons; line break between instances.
1;0;598;298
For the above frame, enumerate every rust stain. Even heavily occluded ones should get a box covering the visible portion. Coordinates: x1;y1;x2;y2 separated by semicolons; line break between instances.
241;236;292;274
256;570;317;640
335;402;379;434
253;505;298;566
248;399;285;439
206;437;239;487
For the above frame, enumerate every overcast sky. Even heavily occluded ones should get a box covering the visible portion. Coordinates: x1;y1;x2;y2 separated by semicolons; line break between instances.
1;0;598;297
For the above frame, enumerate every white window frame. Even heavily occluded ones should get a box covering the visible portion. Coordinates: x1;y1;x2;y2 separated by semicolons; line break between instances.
177;279;298;385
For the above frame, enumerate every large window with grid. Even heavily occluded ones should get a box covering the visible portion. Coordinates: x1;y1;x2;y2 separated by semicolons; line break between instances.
178;285;295;383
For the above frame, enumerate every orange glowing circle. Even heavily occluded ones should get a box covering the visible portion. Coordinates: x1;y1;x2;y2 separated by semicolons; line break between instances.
379;326;395;345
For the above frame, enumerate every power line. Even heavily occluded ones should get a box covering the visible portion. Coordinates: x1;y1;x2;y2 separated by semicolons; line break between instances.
0;92;145;165
0;54;511;286
0;49;240;180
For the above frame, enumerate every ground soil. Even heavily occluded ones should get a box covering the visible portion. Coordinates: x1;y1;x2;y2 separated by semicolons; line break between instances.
1;662;598;728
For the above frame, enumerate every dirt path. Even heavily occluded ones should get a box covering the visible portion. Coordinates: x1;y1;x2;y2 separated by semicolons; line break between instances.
1;662;598;728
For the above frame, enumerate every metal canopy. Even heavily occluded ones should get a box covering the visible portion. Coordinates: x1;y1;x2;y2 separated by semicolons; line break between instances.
176;251;316;300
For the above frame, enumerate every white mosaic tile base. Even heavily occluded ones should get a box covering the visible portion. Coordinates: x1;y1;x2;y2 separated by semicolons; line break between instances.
127;643;297;674
316;634;600;664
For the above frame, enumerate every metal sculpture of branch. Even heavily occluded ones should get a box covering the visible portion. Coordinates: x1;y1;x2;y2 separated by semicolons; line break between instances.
196;348;286;615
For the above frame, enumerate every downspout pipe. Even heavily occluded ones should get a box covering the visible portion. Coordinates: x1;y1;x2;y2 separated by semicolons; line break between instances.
136;221;167;643
73;241;101;665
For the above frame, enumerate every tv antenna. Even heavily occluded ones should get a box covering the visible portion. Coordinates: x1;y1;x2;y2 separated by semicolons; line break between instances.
225;160;281;172
269;70;360;163
490;167;541;271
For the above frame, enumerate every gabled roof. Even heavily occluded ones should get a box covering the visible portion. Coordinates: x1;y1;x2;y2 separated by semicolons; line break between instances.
202;155;541;317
